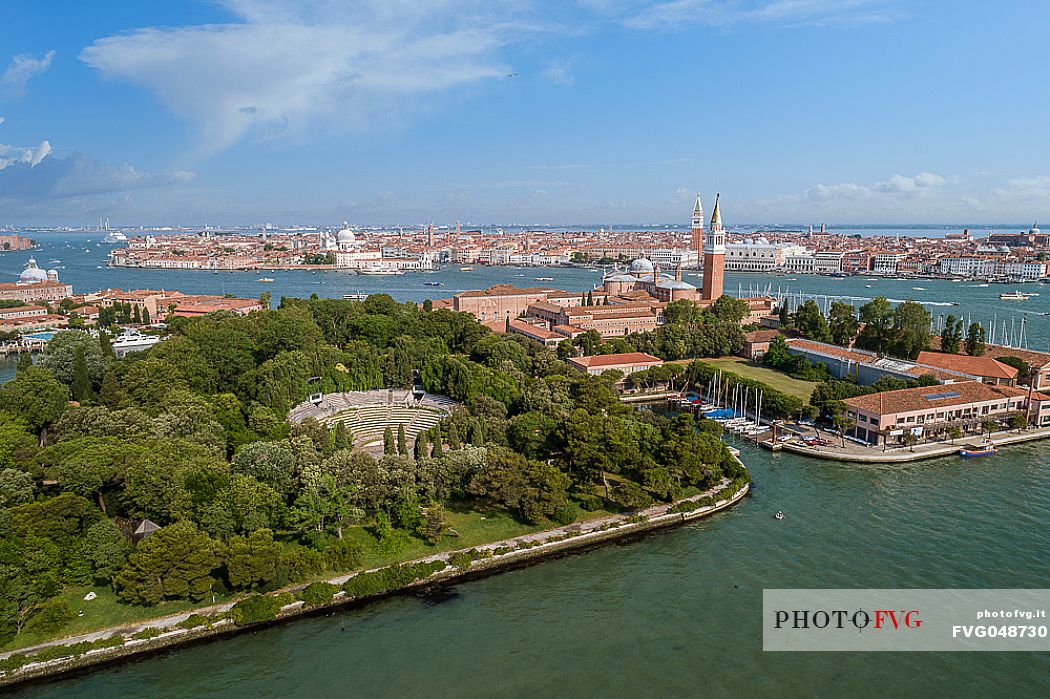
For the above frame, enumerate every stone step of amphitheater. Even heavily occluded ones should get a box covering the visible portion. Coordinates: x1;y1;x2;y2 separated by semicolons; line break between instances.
287;389;459;450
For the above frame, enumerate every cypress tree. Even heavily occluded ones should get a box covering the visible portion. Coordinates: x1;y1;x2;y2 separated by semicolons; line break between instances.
397;424;408;456
99;371;123;408
16;352;33;373
98;332;116;359
430;427;444;458
448;422;462;450
334;422;350;450
586;291;593;305
132;305;142;324
383;425;395;455
72;346;94;403
413;432;427;460
141;307;152;325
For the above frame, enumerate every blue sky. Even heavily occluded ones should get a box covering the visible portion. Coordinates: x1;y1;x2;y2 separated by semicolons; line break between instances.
0;0;1048;227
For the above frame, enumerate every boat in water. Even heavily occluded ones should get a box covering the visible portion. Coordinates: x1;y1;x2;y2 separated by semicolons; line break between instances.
1000;291;1034;300
357;269;404;276
256;277;275;283
343;293;369;301
111;331;162;358
459;266;474;272
535;277;554;281
103;231;129;243
959;443;998;457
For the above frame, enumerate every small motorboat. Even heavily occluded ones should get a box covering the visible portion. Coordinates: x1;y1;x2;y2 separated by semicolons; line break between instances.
774;511;784;521
959;443;998;458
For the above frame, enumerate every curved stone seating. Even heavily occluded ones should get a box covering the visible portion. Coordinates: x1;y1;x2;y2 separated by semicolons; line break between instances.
288;390;459;450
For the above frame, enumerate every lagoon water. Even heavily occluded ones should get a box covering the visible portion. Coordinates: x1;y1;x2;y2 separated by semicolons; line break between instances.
5;233;1050;696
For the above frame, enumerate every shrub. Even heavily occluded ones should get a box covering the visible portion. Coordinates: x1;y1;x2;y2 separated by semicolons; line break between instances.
177;614;208;630
27;598;76;633
230;594;283;626
280;544;325;583
300;582;338;607
321;538;363;573
131;627;162;641
449;552;473;570
551;502;579;525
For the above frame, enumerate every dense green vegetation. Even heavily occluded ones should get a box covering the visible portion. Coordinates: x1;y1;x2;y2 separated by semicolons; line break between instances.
781;295;933;361
0;295;741;647
560;298;749;362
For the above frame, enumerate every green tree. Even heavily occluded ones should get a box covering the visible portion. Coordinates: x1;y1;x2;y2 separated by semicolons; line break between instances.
141;307;152;325
333;421;350;451
82;519;131;584
712;294;750;324
890;300;932;360
447;422;462;450
115;522;223;605
0;468;34;507
947;426;962;444
941;314;963;354
40;331;108;389
965;322;987;356
413;432;427;460
397;424;408;456
71;346;94;403
226;529;280;589
793;300;832;342
856;296;895;354
0;366;69;433
383;425;395;455
1008;414;1028;432
981;420;998;437
828;302;859;347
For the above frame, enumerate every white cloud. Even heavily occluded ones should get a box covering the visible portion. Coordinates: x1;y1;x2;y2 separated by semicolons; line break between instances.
1;50;56;98
80;1;523;154
872;171;945;193
0;148;193;200
0;139;53;170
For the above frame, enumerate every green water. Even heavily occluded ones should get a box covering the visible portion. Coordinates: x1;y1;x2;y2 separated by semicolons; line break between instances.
16;441;1050;698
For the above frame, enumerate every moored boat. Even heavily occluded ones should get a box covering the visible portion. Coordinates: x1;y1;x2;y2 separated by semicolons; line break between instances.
959;443;998;457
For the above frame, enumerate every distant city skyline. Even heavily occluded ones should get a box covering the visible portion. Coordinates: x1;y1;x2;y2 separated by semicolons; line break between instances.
1;1;1049;226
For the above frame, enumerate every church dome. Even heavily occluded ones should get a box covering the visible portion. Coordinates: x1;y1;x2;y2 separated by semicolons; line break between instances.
1031;222;1041;236
628;258;654;273
19;258;48;283
336;222;357;245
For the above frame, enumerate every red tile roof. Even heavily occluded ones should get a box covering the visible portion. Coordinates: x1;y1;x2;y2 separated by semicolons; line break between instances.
569;352;663;369
843;380;1034;416
915;351;1019;380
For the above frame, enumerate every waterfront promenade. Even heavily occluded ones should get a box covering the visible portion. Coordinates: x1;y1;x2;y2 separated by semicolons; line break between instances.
782;425;1050;463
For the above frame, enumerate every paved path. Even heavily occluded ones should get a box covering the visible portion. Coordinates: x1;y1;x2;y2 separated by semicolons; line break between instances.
782;426;1050;463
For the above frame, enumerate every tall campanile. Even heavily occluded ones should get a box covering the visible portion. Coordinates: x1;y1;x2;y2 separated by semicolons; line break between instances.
701;193;726;302
691;193;704;259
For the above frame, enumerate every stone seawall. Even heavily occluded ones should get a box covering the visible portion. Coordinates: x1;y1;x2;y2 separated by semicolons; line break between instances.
0;479;750;690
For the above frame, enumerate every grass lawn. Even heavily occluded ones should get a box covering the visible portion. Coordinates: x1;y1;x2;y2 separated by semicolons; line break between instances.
0;586;234;653
691;356;817;401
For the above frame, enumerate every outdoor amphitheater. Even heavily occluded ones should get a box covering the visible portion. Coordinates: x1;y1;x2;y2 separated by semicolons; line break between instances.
288;389;460;452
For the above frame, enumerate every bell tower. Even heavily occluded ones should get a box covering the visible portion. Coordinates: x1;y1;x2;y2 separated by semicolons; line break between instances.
690;193;704;259
701;193;726;302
